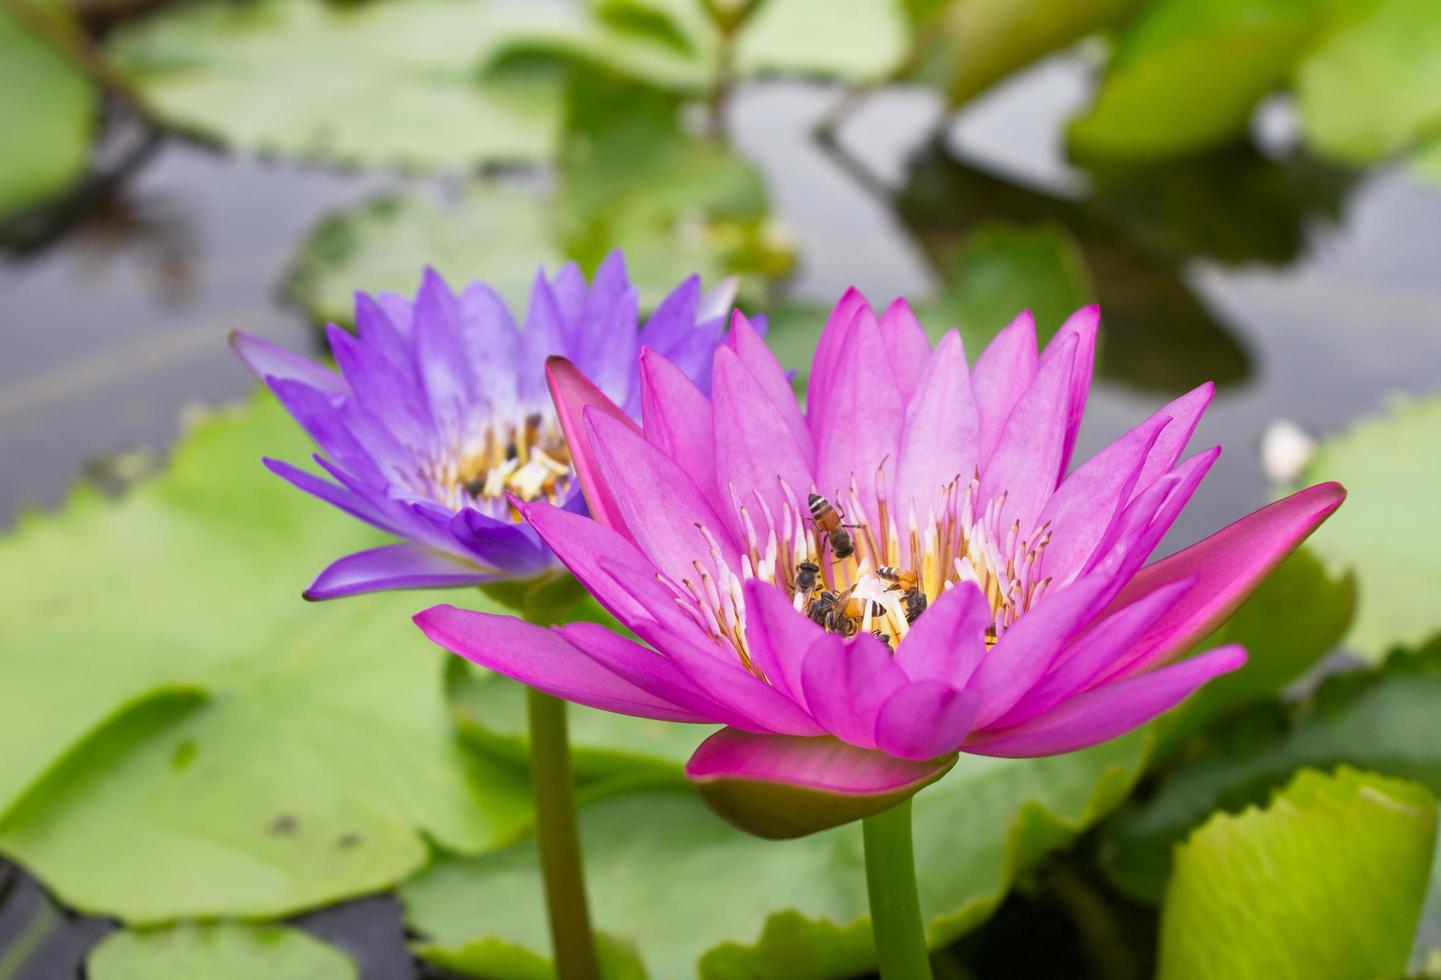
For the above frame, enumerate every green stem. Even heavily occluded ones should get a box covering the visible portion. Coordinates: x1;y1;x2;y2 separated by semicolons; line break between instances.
527;687;601;980
862;799;933;980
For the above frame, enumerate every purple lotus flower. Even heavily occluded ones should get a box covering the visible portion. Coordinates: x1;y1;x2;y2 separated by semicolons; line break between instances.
231;252;736;599
416;292;1344;836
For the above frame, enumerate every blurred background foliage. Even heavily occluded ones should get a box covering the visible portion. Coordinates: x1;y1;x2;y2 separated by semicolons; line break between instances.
2;0;1441;977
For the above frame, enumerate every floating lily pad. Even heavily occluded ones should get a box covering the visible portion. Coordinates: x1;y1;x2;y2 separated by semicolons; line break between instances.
1300;395;1441;661
1157;767;1437;980
0;394;536;922
106;0;564;169
402;733;1147;979
0;1;98;217
1069;0;1328;159
87;922;356;980
1297;0;1441;164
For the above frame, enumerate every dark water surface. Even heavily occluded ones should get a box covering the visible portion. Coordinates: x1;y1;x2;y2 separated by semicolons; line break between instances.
3;58;1440;978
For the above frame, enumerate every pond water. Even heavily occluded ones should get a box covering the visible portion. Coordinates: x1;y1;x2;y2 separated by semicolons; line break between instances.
3;56;1440;979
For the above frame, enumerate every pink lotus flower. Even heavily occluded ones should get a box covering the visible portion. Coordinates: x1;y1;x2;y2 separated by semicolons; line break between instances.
416;293;1344;837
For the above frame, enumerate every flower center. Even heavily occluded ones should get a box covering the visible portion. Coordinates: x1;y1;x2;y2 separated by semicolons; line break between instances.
425;410;574;515
666;464;1053;676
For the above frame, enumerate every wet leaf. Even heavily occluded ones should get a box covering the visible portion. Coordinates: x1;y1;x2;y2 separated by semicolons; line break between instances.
403;734;1147;979
1297;0;1441;164
0;393;536;922
0;1;97;217
1156;767;1436;980
1100;637;1441;902
1069;0;1328;159
1300;395;1441;661
107;0;564;169
87;922;356;980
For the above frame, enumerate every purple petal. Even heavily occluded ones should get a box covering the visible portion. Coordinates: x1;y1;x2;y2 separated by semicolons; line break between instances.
448;508;552;579
415;606;710;722
893;580;991;686
893;331;980;530
229;330;345;396
982;331;1077;534
800;632;908;750
686;728;957;839
262;456;402;536
965;645;1246;757
412;268;473;427
584;409;739;586
545;357;642;540
1040;305;1099;476
458;281;522;413
971;310;1038;465
880;297;932;401
304;543;490;600
874;682;979;760
1097;482;1347;682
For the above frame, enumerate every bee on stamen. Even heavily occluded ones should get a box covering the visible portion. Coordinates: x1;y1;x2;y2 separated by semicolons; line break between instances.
807;493;857;560
842;594;885;620
876;566;918;591
806;589;839;628
902;588;927;623
794;560;820;595
984;624;999;650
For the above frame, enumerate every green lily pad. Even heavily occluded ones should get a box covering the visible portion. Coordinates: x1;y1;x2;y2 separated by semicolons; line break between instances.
1101;636;1441;902
285;81;792;327
87;922;356;980
1069;0;1329;159
1297;0;1441;164
106;0;564;169
0;394;536;922
402;733;1147;979
0;1;98;217
921;222;1094;352
1156;766;1437;980
1300;395;1441;662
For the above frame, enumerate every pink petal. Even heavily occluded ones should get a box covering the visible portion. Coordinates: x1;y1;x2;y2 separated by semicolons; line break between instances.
1039;305;1099;476
815;307;903;524
969;575;1111;728
686;728;957;839
1133;382;1214;497
893;331;980;529
1086;447;1222;587
800;633;908;749
965;645;1246;757
874;682;979;760
727;310;814;467
1037;414;1169;587
893;580;991;686
1097;482;1347;683
971;310;1038;465
414;606;710;722
806;288;869;436
304;543;489;600
982;332;1077;534
712;346;814;541
639;347;723;515
545;356;641;539
880;297;932;400
743;580;822;702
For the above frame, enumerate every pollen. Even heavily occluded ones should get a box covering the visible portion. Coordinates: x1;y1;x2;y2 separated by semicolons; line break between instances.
667;459;1055;677
424;410;574;515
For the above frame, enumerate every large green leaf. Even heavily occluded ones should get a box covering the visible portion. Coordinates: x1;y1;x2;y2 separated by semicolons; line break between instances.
106;0;564;169
1300;395;1441;661
1297;0;1441;164
285;83;792;327
87;922;356;980
1069;0;1329;159
0;1;97;217
403;734;1147;979
1156;767;1437;980
0;394;535;922
1101;637;1441;902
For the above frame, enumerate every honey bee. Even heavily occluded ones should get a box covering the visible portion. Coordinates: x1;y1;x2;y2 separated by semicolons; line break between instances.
871;629;892;650
794;560;820;595
842;594;885;621
807;493;856;560
806;589;863;636
902;588;927;623
806;589;839;628
984;625;999;649
876;566;918;591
